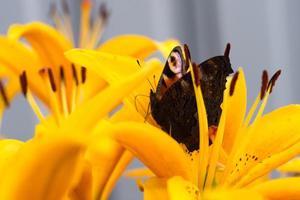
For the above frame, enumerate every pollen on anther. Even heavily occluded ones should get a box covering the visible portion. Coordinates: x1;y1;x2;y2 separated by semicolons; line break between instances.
19;71;28;96
0;80;9;107
229;71;239;96
183;44;191;70
99;3;109;23
71;64;79;86
268;70;281;93
81;66;87;84
192;63;200;86
260;70;269;100
59;66;65;82
47;68;57;92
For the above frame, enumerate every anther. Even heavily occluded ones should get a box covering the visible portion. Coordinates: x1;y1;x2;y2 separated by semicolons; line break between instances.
61;0;70;14
99;3;109;23
81;66;87;84
183;44;191;71
60;66;65;83
224;43;231;58
268;70;281;93
49;2;57;17
71;64;79;86
192;63;200;86
19;71;28;96
260;70;269;100
0;80;9;107
47;68;57;92
38;68;47;76
229;71;239;96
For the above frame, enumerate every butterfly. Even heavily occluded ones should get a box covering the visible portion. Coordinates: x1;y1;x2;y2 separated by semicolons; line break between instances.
150;44;233;152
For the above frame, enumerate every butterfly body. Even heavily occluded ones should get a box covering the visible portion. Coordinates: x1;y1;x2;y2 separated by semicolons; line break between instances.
150;45;233;151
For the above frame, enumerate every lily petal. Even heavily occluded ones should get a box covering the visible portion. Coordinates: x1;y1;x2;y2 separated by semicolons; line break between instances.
8;22;74;107
203;189;264;200
63;55;160;131
0;37;48;104
0;134;86;200
111;122;193;182
144;177;169;200
98;34;180;59
225;105;300;186
0;139;23;172
252;177;300;200
277;158;300;173
167;176;199;200
223;68;247;154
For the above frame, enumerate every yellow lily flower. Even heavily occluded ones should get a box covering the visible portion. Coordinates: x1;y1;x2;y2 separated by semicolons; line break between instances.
0;0;179;125
0;59;160;200
104;65;300;199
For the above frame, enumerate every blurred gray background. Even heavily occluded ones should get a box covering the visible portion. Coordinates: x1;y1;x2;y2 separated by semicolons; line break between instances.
1;0;299;199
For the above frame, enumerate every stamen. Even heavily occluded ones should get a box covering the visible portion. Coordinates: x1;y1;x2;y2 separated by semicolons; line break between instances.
205;78;230;189
47;68;57;92
0;80;9;107
244;70;269;127
19;71;28;96
224;43;231;58
260;70;269;100
61;0;70;14
19;71;45;121
86;3;109;48
230;72;239;96
61;0;74;44
268;70;281;93
183;44;191;71
190;61;209;190
79;0;91;47
71;64;79;112
60;66;65;83
81;66;87;84
99;3;109;24
60;66;69;117
49;3;66;35
192;63;200;86
39;68;62;125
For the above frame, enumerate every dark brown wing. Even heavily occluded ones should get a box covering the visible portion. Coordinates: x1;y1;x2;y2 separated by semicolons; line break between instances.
199;55;233;126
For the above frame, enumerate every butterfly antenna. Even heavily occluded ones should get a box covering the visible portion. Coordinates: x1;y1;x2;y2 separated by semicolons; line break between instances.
224;43;231;58
136;60;155;91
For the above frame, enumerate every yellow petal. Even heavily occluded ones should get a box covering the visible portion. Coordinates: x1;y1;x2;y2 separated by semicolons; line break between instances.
67;160;93;200
223;68;247;154
167;176;199;200
0;134;86;200
277;158;300;173
0;139;23;173
111;122;193;182
65;49;145;83
203;189;264;200
65;49;164;124
144;177;169;200
125;167;155;178
8;22;74;107
225;105;300;186
252;177;300;200
0;36;48;104
98;34;180;59
82;120;129;199
62;56;160;131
